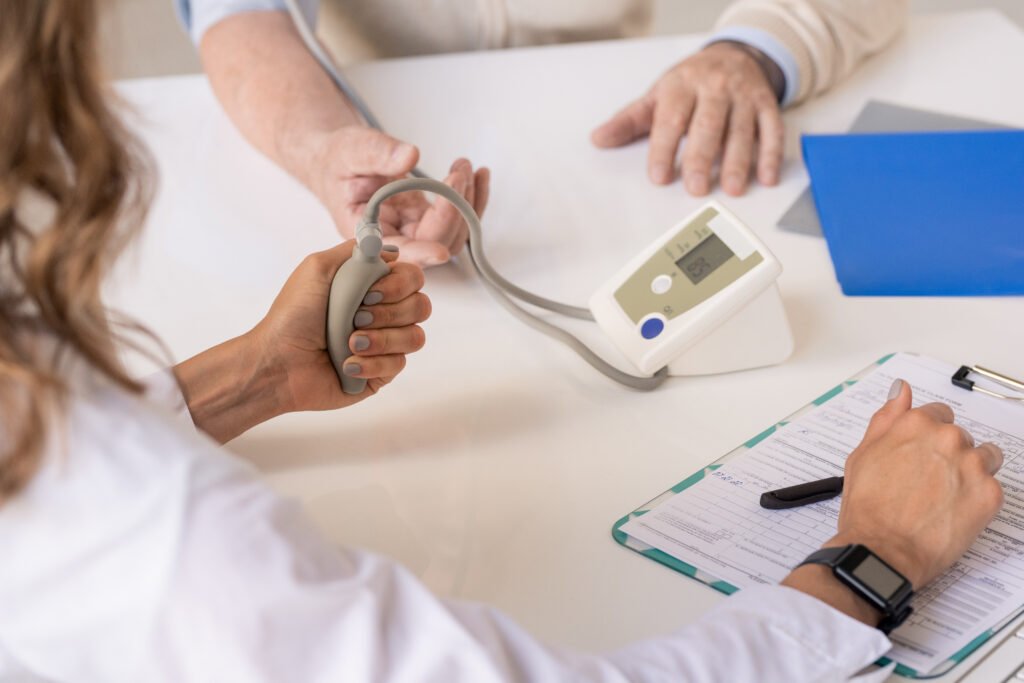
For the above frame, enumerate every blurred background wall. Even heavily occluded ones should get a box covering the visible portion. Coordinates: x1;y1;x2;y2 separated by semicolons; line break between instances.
101;0;1023;79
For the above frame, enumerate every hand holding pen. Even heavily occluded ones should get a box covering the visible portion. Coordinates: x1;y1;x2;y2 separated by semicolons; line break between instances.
761;378;1004;514
777;378;1004;590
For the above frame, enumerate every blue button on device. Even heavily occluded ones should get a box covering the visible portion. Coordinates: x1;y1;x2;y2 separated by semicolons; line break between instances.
640;317;664;340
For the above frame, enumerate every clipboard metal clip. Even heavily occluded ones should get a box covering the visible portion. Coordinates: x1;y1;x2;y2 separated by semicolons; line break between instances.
951;365;1024;402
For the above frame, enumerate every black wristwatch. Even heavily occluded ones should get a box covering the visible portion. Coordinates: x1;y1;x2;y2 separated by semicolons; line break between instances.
798;544;914;634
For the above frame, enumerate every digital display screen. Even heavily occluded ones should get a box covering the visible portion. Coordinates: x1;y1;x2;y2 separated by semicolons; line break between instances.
851;555;904;599
675;233;734;285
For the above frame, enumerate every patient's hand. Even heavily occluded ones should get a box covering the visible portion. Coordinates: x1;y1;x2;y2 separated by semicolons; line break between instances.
591;42;784;197
307;126;490;267
252;240;431;413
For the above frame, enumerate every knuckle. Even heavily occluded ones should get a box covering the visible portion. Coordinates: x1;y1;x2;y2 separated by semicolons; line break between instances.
844;447;862;469
301;252;325;272
867;406;893;429
730;121;755;139
399;263;425;292
721;158;750;178
961;450;988;475
937;424;967;449
701;71;729;92
760;135;784;155
656;74;686;95
683;146;715;167
655;107;689;131
989;444;1006;469
988;479;1005;509
691;115;724;137
901;409;933;432
752;91;778;110
376;305;395;327
980;477;1004;512
374;331;390;355
728;72;752;91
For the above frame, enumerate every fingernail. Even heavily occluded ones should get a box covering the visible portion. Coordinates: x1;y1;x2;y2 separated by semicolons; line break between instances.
391;143;415;163
650;163;671;184
888;379;905;401
343;363;362;376
687;172;708;195
724;173;744;195
382;245;400;253
353;335;370;352
363;291;384;305
354;311;373;328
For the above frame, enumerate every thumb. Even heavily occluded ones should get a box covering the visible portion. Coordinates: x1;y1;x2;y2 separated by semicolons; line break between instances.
305;239;357;282
861;378;913;443
335;127;419;177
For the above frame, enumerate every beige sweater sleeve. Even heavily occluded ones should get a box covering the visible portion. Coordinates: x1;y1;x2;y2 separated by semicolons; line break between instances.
715;0;910;105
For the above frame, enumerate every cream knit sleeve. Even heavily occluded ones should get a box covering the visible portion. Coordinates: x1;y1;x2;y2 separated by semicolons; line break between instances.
714;0;910;106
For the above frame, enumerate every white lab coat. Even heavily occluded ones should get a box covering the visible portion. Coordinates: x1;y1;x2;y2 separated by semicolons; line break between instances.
0;360;893;682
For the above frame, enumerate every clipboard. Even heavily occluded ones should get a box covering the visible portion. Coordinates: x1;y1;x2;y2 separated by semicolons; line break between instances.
612;353;1024;679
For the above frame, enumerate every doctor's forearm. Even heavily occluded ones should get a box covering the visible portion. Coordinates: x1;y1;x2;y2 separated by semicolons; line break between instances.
199;11;362;195
173;333;288;443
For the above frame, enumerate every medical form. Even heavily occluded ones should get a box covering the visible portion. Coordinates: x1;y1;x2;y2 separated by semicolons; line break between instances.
620;353;1024;674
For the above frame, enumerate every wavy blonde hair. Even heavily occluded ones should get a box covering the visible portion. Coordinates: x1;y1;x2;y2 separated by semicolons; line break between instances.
0;0;152;501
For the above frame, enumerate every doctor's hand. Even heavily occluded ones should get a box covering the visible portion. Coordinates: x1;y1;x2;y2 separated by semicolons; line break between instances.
782;380;1004;627
307;126;490;268
174;241;430;443
251;240;431;413
591;42;784;197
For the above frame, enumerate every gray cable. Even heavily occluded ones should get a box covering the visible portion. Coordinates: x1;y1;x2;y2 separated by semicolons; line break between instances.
282;0;667;390
362;180;668;390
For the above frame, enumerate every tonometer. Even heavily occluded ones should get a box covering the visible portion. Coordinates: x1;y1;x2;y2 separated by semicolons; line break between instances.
285;0;793;393
590;202;793;376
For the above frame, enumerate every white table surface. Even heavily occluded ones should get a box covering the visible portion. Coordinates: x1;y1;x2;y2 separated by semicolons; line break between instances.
110;8;1024;664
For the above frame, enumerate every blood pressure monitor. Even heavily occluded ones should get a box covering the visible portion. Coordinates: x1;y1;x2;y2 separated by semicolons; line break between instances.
589;201;793;377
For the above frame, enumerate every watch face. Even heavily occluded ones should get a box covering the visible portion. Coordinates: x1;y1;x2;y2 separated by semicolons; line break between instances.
849;554;906;600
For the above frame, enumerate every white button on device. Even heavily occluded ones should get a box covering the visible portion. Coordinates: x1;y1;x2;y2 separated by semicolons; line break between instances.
651;274;672;294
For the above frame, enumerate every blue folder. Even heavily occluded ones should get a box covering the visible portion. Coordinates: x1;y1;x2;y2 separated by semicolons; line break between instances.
802;130;1024;296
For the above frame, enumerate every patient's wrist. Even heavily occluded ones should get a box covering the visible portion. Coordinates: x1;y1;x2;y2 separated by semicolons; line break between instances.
279;120;361;200
705;40;786;102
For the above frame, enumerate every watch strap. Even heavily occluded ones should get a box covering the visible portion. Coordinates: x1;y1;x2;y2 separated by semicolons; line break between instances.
799;545;914;635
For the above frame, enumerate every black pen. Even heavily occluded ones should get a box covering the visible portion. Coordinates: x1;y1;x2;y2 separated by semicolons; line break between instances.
760;476;845;510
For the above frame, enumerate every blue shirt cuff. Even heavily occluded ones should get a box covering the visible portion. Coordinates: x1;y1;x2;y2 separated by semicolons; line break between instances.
704;25;800;107
174;0;318;45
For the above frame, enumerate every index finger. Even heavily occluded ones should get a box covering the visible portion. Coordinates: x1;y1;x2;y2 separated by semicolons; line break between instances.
382;235;450;268
916;402;956;424
591;95;655;148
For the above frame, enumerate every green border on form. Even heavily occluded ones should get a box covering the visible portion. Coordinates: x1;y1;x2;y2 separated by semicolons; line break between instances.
611;353;1019;679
